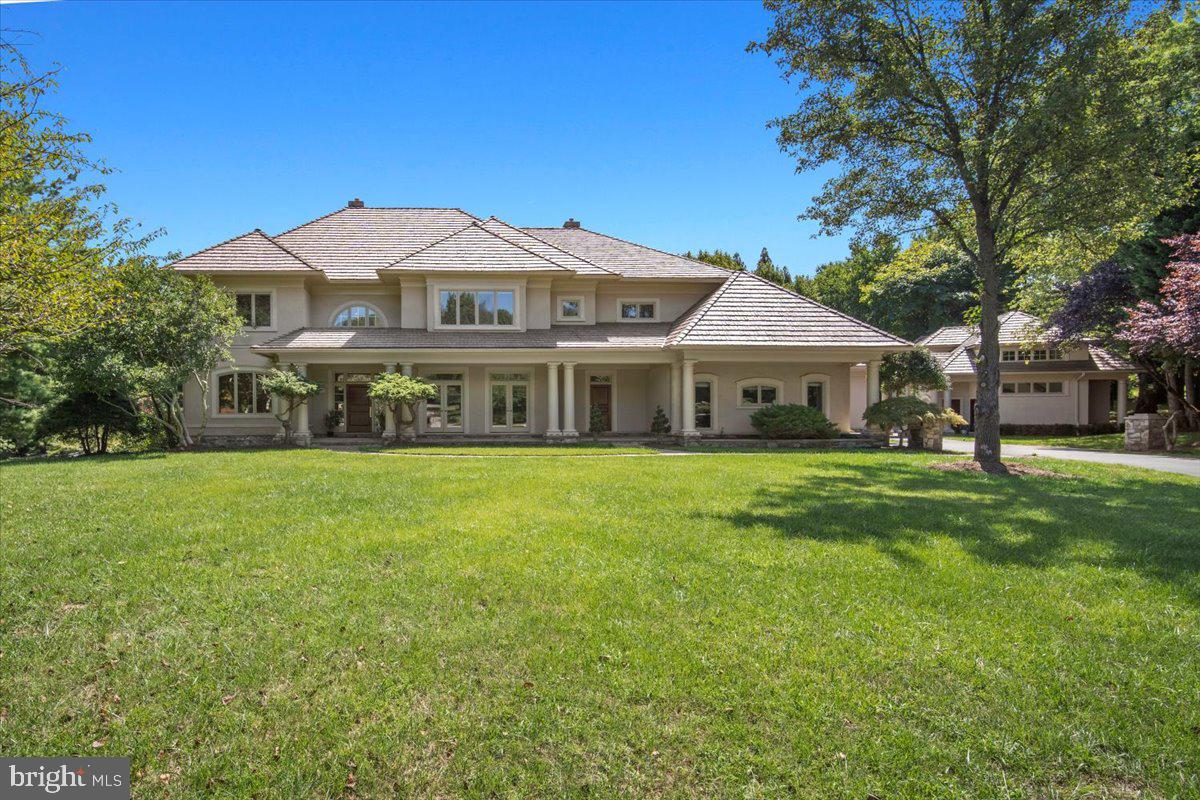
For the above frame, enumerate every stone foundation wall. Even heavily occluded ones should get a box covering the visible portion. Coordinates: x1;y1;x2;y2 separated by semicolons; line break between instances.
1124;413;1165;451
195;435;285;449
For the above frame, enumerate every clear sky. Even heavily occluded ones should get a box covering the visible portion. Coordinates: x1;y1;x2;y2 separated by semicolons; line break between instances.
4;0;849;276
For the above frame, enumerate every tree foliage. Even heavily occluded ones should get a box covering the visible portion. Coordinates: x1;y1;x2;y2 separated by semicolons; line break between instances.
864;396;966;440
37;390;141;455
51;263;241;448
752;0;1196;471
753;247;793;287
0;41;156;355
260;368;321;444
880;348;949;397
682;249;746;271
367;373;437;438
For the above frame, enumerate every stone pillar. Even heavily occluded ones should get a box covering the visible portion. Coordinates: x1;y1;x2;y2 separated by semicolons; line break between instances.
681;359;698;439
546;362;561;437
1116;379;1128;426
293;362;311;446
562;362;578;437
670;362;682;435
382;363;398;438
1124;412;1165;451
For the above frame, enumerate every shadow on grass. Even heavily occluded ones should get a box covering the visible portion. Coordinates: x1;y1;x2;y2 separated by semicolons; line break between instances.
713;458;1200;599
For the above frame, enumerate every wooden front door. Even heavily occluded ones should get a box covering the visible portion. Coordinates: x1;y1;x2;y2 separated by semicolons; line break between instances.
589;384;612;432
346;384;372;433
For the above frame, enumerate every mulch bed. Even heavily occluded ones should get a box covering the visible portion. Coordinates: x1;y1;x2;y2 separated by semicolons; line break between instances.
928;460;1067;478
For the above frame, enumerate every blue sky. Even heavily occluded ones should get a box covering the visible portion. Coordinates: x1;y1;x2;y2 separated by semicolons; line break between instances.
4;0;848;275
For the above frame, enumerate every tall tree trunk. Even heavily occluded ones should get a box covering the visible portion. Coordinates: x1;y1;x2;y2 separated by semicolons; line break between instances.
1184;358;1197;430
973;224;1005;473
1133;370;1160;413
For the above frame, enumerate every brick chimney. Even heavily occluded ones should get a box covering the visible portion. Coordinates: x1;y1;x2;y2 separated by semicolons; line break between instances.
563;217;581;229
347;198;365;208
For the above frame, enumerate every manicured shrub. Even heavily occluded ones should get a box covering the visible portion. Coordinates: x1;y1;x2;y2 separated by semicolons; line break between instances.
749;404;838;439
650;405;671;435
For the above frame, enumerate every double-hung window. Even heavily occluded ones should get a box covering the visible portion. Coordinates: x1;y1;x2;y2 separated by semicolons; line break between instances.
235;293;272;329
439;290;515;327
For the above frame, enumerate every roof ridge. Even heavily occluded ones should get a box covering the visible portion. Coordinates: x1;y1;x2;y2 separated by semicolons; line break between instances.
169;228;313;270
257;230;319;270
669;271;742;345
274;206;482;241
539;225;731;274
384;220;569;271
381;221;480;268
740;271;913;345
486;218;617;275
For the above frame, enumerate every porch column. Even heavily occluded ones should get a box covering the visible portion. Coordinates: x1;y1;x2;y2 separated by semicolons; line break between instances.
546;362;561;436
400;363;414;435
867;360;881;406
382;363;397;437
681;359;697;437
562;362;578;436
670;362;682;433
292;362;311;444
1117;378;1128;426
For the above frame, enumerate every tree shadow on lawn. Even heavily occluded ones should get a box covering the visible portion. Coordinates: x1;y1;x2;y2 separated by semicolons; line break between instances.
714;458;1200;600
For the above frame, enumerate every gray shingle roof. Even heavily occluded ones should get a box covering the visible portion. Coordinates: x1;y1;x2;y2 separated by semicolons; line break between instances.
253;324;672;351
525;226;732;280
916;325;972;348
171;230;317;273
940;342;1135;375
479;218;613;276
667;272;911;348
384;222;572;273
274;207;479;280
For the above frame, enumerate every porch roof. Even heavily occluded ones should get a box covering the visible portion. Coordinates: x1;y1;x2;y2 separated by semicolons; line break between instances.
253;324;673;351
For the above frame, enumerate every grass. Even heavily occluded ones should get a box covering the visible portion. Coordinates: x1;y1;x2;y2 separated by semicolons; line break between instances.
2;449;1197;798
369;443;662;456
946;431;1200;457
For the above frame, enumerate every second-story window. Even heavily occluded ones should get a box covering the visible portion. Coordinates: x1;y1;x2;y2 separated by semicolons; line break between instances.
439;290;515;327
235;293;272;328
332;305;380;327
619;300;658;321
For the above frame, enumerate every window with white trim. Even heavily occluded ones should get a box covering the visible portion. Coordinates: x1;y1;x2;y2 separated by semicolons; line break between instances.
332;304;382;327
1002;347;1064;362
736;379;782;408
558;297;584;321
439;290;515;327
1001;381;1065;395
234;293;272;329
217;371;272;414
619;300;658;321
801;373;831;414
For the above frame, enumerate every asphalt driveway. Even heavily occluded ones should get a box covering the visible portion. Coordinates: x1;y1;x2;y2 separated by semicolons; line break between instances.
940;437;1200;478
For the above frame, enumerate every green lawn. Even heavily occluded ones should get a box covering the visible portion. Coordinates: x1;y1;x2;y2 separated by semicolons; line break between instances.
2;450;1197;798
370;443;662;456
946;432;1200;457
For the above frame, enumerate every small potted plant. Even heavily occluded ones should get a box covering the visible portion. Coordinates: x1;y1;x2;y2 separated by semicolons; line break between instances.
649;405;671;440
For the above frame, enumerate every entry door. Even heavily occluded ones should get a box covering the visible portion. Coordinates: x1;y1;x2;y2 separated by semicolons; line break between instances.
590;384;612;432
346;385;372;432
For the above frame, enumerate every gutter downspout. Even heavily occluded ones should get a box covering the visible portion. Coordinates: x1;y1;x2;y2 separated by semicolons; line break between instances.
1074;372;1087;426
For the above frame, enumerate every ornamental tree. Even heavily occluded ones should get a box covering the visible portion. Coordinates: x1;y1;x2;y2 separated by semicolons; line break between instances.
751;1;1195;472
260;368;321;445
864;397;966;443
1118;233;1200;416
367;373;438;439
879;347;949;398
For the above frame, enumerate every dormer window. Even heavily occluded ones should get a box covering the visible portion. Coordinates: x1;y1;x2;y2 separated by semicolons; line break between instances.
332;304;382;327
619;300;658;322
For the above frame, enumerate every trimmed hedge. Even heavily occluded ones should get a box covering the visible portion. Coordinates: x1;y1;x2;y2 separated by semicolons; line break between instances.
749;404;839;439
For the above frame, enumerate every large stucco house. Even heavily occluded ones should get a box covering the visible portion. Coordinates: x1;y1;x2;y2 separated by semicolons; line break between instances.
170;201;909;444
917;311;1136;431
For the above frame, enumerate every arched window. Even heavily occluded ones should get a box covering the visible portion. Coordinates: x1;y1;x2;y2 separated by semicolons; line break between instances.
801;373;831;414
331;303;384;327
736;378;784;408
216;370;272;415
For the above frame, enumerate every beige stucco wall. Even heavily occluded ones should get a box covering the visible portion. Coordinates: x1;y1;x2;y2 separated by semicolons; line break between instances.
948;373;1121;426
595;282;714;324
309;286;402;328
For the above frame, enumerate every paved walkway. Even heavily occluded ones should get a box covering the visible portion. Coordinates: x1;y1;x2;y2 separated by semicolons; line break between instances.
940;438;1200;477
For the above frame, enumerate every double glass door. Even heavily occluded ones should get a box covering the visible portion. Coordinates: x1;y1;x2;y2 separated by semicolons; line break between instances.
490;372;529;430
424;373;464;432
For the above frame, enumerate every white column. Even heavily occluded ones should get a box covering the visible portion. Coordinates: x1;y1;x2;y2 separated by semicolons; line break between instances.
546;362;561;436
867;360;881;406
1117;378;1128;425
670;362;682;434
293;362;311;442
399;363;414;436
383;363;398;437
681;359;697;436
562;362;578;436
